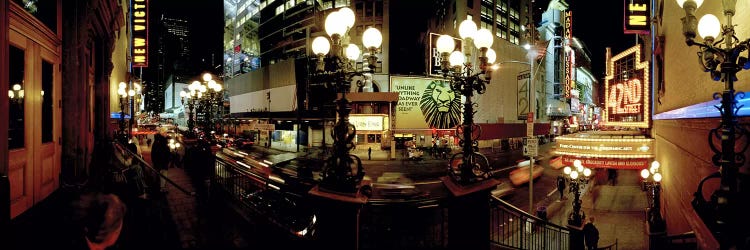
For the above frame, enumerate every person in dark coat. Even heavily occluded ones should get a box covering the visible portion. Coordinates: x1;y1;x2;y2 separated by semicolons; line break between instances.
151;132;171;193
583;216;599;250
368;147;372;160
557;175;567;200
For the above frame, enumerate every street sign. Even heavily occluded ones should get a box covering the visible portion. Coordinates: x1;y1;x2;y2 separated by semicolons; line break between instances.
526;123;534;137
523;138;539;156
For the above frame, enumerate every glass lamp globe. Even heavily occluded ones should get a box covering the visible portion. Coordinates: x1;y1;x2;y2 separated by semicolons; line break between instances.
362;27;383;49
202;73;212;82
180;91;187;97
574;159;582;168
473;28;494;49
485;48;496;64
345;44;360;60
449;51;465;67
436;34;455;54
570;171;579;180
650;161;660;174
8;90;13;98
312;36;331;56
214;84;223;92
458;18;477;40
641;169;650;179
653;173;662;182
675;0;703;9
563;166;572;175
583;168;592;177
324;11;346;37
128;89;135;97
337;7;355;30
118;82;126;89
697;14;720;40
118;88;127;97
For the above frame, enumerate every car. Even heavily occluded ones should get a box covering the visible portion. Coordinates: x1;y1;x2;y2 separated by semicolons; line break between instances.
234;138;255;149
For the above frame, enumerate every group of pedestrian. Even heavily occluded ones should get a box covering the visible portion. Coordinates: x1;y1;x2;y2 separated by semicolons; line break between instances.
150;131;172;193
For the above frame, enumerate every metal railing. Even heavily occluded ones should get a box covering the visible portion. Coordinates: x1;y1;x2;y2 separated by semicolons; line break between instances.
360;199;448;250
490;196;571;250
114;141;195;196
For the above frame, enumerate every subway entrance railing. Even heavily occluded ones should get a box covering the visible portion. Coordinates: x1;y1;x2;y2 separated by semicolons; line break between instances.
212;148;571;249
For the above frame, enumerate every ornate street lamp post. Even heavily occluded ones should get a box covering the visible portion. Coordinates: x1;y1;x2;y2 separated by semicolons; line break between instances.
640;161;665;232
310;7;382;194
117;81;139;142
677;0;750;247
181;74;222;136
563;159;592;227
435;18;497;184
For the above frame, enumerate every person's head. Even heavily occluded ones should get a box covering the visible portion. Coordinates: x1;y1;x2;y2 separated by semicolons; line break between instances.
588;216;595;224
72;193;127;250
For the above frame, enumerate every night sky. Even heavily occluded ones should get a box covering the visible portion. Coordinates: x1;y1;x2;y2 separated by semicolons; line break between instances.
535;0;637;81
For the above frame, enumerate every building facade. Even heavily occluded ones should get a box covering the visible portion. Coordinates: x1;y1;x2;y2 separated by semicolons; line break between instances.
653;1;750;248
2;0;130;220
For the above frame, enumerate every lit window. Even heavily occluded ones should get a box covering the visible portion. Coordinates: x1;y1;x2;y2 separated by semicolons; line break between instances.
276;5;284;15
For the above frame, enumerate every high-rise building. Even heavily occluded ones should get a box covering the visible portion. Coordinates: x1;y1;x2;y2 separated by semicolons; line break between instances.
146;15;192;113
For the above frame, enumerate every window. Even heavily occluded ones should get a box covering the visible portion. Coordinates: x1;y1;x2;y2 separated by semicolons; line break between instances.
276;5;284;15
9;45;25;149
42;60;53;143
286;0;294;9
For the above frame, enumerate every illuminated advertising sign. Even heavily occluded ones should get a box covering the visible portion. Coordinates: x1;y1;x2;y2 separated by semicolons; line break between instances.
624;0;650;34
391;76;463;129
131;0;149;67
428;33;462;76
604;45;650;127
564;11;573;98
562;157;650;170
555;135;654;162
349;115;387;131
517;70;531;120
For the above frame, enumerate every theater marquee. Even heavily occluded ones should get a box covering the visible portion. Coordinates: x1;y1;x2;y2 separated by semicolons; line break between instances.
131;0;149;67
604;45;649;127
554;132;655;169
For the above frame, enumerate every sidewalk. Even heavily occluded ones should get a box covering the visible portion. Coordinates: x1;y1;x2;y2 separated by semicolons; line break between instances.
542;170;648;250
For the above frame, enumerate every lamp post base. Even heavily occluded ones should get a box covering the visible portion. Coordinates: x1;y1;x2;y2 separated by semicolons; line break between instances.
308;184;370;250
441;176;500;250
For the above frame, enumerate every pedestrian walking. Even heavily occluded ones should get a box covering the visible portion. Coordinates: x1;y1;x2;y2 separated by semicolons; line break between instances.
557;175;567;200
583;216;599;250
368;147;372;160
151;131;171;193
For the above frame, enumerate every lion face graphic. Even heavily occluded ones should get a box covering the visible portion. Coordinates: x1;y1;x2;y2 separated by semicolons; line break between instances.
420;80;462;129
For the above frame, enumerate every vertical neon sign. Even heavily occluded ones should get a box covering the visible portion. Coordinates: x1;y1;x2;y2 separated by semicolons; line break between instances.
603;45;650;128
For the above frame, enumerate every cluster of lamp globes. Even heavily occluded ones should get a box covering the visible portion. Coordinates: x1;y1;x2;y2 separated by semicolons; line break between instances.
640;161;662;183
117;81;141;99
168;137;181;151
310;7;383;72
8;83;23;99
435;18;497;75
563;160;593;180
180;73;222;100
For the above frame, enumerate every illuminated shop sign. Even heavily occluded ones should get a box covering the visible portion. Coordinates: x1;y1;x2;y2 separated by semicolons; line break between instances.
131;0;149;67
604;45;650;127
428;33;462;76
555;136;654;157
564;10;573;99
562;156;650;170
391;76;463;129
624;0;650;34
349;115;387;131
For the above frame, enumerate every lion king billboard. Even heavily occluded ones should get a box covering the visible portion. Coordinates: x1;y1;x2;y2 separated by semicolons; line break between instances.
391;76;463;129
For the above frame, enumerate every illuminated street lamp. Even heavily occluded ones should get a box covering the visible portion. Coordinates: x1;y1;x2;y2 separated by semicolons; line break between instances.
181;73;222;135
310;7;382;194
641;161;665;232
563;159;592;226
677;0;750;247
117;81;140;142
435;17;497;185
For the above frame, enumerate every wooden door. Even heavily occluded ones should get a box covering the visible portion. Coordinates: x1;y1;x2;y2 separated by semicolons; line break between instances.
8;27;61;219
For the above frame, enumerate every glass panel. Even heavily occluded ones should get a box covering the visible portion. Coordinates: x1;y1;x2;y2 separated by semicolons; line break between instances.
12;0;57;33
42;60;53;143
9;45;25;149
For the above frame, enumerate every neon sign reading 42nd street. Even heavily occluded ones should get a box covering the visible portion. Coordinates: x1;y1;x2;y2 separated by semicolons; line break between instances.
607;78;642;114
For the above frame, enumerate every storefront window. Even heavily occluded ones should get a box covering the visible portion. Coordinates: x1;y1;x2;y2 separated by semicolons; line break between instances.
9;45;25;149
